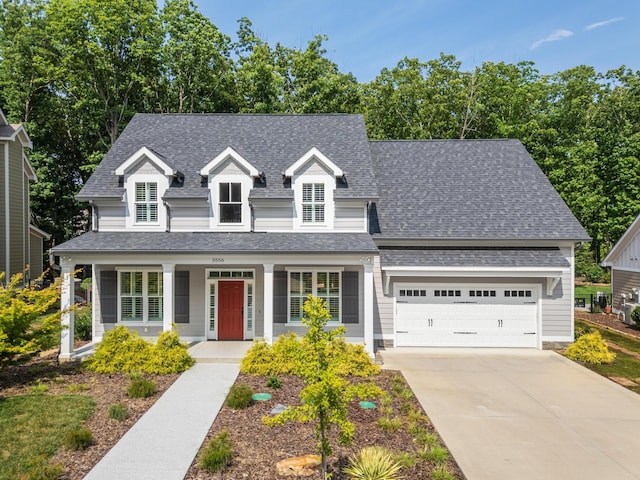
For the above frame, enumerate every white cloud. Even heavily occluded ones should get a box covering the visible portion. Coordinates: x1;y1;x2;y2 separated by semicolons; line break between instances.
584;17;624;31
530;29;573;50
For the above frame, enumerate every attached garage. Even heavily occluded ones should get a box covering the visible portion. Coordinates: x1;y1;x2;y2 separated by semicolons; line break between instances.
394;284;539;347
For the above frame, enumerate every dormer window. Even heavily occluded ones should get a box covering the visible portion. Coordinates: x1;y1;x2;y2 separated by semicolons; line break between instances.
135;182;158;223
302;183;325;223
219;182;242;223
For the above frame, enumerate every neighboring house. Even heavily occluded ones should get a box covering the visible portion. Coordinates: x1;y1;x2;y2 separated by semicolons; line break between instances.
602;214;640;314
54;114;589;359
0;108;49;283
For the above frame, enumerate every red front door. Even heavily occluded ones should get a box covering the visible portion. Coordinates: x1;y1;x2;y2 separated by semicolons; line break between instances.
218;281;244;340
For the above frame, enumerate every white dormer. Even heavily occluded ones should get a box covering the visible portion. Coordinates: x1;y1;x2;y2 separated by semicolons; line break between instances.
116;147;174;231
286;147;341;231
200;147;260;231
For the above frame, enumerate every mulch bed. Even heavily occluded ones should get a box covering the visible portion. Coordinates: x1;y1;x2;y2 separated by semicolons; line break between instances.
0;350;178;480
575;310;640;338
185;370;465;480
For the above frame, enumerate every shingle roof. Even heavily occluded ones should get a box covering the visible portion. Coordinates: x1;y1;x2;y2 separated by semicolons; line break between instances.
53;231;378;254
79;114;378;200
380;247;570;268
369;139;590;241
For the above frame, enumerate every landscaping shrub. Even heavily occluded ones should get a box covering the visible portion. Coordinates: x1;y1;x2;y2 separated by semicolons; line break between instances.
84;325;193;374
420;445;450;464
431;465;456;480
108;403;129;421
23;455;63;480
343;446;402;480
266;375;281;389
377;416;402;433
632;306;640;328
64;428;93;451
199;431;234;472
127;376;157;398
564;331;616;364
74;305;92;341
225;383;253;409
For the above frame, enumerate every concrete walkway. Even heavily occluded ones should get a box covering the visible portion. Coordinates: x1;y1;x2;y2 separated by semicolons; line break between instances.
381;348;640;480
85;344;242;480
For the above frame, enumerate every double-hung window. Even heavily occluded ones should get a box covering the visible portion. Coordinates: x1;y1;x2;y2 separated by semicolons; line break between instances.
302;183;324;223
288;270;340;322
219;182;242;223
119;271;163;322
135;182;158;223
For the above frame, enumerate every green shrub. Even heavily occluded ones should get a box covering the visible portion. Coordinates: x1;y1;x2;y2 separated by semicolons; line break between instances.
64;428;93;451
67;383;90;393
127;377;157;398
84;326;193;374
632;307;640;328
108;403;129;421
199;431;234;472
23;456;63;480
74;305;93;341
266;376;281;389
564;331;616;364
377;417;402;433
394;452;417;468
225;383;253;409
585;264;607;283
29;383;49;394
431;465;456;480
145;330;195;374
343;446;402;480
420;445;449;464
240;333;379;378
574;324;592;340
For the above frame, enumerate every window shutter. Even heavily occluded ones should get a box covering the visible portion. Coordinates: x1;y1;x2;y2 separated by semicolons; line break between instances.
174;271;189;324
100;271;118;324
342;271;359;324
273;271;287;324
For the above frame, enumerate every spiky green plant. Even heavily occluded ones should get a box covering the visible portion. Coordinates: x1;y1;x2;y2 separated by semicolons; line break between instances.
343;446;403;480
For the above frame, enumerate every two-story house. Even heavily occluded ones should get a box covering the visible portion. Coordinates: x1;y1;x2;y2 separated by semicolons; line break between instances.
54;114;589;359
0;108;49;283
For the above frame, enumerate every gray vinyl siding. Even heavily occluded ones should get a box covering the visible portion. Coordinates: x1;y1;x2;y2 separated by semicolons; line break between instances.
373;255;393;336
0;144;5;275
170;205;210;230
97;205;126;230
29;232;43;279
8;141;26;278
611;268;640;312
173;266;205;338
540;248;573;338
129;159;163;175
334;204;366;231
608;235;640;271
253;204;293;231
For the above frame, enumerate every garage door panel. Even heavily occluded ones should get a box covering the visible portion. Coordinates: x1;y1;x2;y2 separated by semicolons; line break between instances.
396;284;538;348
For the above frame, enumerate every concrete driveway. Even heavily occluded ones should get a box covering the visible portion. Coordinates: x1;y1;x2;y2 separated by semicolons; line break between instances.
381;348;640;480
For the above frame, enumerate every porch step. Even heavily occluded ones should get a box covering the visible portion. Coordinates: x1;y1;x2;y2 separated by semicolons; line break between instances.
187;341;253;364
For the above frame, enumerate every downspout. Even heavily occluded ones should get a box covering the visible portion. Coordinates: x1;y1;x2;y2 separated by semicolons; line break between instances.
250;201;254;232
89;201;98;232
164;200;171;232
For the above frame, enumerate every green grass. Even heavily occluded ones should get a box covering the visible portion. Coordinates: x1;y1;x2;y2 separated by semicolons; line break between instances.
0;394;95;480
574;320;640;393
575;284;611;298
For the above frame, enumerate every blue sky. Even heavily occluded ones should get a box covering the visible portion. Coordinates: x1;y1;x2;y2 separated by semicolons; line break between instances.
193;0;638;82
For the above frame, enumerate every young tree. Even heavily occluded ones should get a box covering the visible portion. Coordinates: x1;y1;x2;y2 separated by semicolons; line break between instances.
0;273;63;366
264;295;382;479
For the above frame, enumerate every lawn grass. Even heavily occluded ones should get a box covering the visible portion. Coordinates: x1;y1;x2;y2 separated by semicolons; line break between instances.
0;394;95;479
575;284;611;298
574;320;640;393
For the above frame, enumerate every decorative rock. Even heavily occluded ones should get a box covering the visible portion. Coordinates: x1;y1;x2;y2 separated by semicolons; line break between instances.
271;403;288;415
276;454;321;477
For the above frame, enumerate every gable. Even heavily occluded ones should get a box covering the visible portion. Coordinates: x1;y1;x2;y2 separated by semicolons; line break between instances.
602;213;640;267
115;146;175;177
200;146;259;177
284;147;343;178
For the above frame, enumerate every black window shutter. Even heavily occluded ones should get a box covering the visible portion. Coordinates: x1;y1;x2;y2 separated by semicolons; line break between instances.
174;271;189;324
273;271;287;324
342;271;359;324
100;271;118;324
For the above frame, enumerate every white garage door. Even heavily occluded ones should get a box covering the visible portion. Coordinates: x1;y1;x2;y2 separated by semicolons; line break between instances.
395;284;538;347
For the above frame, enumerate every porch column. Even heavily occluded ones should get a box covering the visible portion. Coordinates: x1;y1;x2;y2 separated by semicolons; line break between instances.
162;263;175;332
263;263;274;344
364;263;374;358
59;257;75;360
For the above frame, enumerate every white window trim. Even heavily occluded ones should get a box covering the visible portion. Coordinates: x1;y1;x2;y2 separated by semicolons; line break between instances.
116;267;164;324
205;269;256;340
134;182;159;224
123;172;169;231
285;268;343;324
292;173;335;231
209;173;253;231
